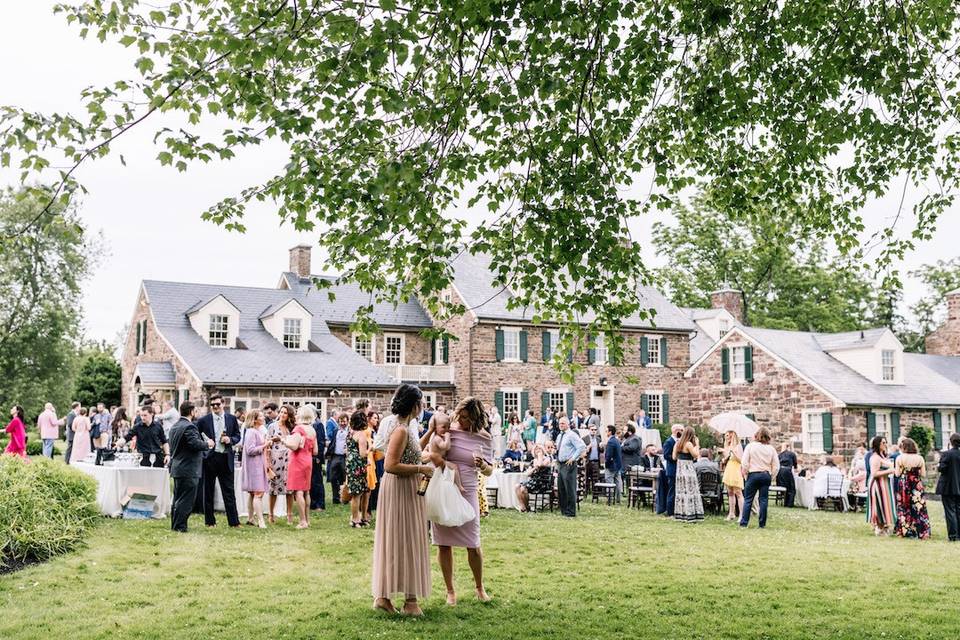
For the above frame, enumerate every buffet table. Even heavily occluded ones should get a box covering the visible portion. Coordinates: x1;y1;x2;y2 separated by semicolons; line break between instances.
487;469;525;510
72;461;171;518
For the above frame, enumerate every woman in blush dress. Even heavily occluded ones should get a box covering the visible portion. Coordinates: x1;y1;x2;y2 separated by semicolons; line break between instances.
285;405;318;529
241;410;269;528
69;408;92;463
4;405;27;458
267;406;295;524
426;396;494;606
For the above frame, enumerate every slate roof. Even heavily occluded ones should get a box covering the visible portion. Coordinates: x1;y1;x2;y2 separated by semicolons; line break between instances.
814;328;888;351
450;252;697;332
682;307;728;322
279;272;433;328
733;326;960;408
142;280;401;387
133;361;176;385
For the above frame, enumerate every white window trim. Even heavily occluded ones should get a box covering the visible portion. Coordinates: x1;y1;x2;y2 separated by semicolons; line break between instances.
940;409;956;450
230;397;252;415
500;387;522;417
801;410;825;455
279;397;328;418
282;318;303;350
208;314;230;348
351;333;376;362
545;329;560;362
547;387;570;416
881;349;896;383
644;389;664;424
433;338;447;365
873;409;892;439
645;334;663;367
383;332;406;365
593;333;608;366
501;327;522;363
729;343;747;383
422;391;438;409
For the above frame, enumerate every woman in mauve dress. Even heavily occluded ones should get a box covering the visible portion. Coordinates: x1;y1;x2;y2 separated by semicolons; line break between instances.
426;396;493;606
371;384;434;617
241;410;269;528
69;408;92;463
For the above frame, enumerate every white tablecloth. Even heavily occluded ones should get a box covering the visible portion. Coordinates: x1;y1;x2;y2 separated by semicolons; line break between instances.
72;461;171;518
795;474;851;511
487;469;525;510
640;429;662;450
214;466;287;517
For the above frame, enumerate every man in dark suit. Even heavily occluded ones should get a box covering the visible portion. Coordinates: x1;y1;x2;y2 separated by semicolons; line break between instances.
603;425;623;503
310;413;327;511
657;424;683;515
169;401;213;532
937;433;960;541
196;394;241;527
640;444;664;471
581;425;603;493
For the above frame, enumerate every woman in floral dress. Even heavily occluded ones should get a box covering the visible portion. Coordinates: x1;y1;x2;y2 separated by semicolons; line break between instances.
893;438;931;539
267;405;295;524
346;410;370;527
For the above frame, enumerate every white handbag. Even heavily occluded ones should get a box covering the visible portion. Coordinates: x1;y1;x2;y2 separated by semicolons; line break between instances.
424;466;476;527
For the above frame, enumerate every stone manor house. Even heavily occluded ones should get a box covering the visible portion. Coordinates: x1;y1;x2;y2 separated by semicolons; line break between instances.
122;246;960;466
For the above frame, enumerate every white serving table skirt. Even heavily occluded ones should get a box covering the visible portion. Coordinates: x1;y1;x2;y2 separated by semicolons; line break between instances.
72;461;171;519
640;429;662;450
795;474;851;511
215;466;287;517
487;469;526;510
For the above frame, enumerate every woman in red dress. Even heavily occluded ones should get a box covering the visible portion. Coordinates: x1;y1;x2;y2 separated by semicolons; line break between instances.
285;405;318;529
4;405;27;458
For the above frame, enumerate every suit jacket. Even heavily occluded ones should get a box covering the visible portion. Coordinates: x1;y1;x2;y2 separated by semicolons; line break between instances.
581;434;603;461
169;418;208;478
937;447;960;496
663;436;677;477
640;453;663;471
197;412;241;470
621;435;642;469
312;419;327;461
604;437;623;473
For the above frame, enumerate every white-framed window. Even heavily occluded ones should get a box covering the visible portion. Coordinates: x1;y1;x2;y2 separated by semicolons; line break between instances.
231;397;252;416
548;390;567;417
881;349;895;381
384;333;405;364
802;411;824;454
545;329;560;361
279;397;327;419
434;339;447;365
502;328;521;361
422;391;437;410
282;318;302;350
874;411;890;439
442;290;452;305
502;389;521;418
942;411;956;450
646;335;661;366
209;314;229;347
594;333;608;365
352;334;374;361
645;391;663;424
719;319;730;337
731;346;747;381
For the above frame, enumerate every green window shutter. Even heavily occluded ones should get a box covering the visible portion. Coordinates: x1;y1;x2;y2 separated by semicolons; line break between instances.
442;337;449;363
660;337;668;366
173;389;180;409
890;412;901;442
495;329;504;361
641;394;649;413
541;391;550;415
587;334;596;365
542;331;551;362
721;348;730;384
640;337;649;366
745;413;756;422
494;391;504;418
565;391;574;416
744;345;754;382
184;389;190;402
430;339;436;365
135;321;142;355
519;391;529;417
142;320;147;353
519;330;528;362
822;412;834;454
866;411;876;442
662;393;670;424
934;411;943;450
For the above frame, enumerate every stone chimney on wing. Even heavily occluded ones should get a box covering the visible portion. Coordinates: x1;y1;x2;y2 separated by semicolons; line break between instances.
710;286;745;325
925;288;960;356
289;244;312;279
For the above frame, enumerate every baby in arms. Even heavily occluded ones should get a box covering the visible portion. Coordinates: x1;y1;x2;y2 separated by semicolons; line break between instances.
423;413;464;490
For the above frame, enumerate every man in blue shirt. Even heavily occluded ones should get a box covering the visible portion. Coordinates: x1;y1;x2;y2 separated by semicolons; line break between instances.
657;424;683;515
326;411;349;503
603;425;623;503
555;416;586;517
636;409;652;429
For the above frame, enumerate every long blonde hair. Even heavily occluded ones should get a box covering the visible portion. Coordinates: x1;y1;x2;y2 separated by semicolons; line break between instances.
673;426;697;460
724;430;738;448
243;409;262;429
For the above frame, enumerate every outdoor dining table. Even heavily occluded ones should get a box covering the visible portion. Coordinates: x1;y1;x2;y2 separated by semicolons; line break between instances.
794;473;851;511
72;460;172;518
487;468;525;510
633;469;660;512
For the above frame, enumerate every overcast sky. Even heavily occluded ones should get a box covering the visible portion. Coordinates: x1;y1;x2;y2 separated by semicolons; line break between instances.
2;2;958;344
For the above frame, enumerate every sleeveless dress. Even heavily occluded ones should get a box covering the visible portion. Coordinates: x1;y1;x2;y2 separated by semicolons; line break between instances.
371;419;431;599
894;463;931;539
674;451;704;523
524;461;554;494
431;430;491;548
267;422;290;496
867;455;897;530
241;427;269;493
346;433;369;496
286;425;315;492
721;446;744;489
70;416;92;462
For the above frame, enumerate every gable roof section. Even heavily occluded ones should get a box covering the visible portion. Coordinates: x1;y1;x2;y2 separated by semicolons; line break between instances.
686;325;960;408
259;298;313;320
451;252;696;332
185;293;240;316
814;328;890;351
142;280;400;387
133;361;176;386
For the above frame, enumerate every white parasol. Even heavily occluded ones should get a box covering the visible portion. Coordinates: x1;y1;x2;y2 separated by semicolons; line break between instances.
708;413;758;440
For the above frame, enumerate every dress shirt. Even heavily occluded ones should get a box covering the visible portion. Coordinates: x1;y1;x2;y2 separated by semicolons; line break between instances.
335;427;348;455
588;437;599;461
556;429;586;463
213;412;226;453
37;409;60;439
160;408;180;435
127;421;167;454
741;442;780;475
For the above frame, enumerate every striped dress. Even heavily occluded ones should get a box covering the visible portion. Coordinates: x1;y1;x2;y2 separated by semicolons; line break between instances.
866;454;897;531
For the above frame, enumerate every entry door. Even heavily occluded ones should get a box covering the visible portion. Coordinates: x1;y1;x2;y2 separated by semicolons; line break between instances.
591;388;615;427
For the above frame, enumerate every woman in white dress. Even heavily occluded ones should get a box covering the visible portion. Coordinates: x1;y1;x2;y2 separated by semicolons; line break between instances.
488;406;505;458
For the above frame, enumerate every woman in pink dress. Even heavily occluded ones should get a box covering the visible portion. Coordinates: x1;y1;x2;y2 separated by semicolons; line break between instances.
285;405;318;529
69;408;92;463
241;409;269;528
427;396;493;606
4;405;27;458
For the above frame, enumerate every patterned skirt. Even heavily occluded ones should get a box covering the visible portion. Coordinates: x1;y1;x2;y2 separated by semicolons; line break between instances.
867;475;897;530
674;459;704;523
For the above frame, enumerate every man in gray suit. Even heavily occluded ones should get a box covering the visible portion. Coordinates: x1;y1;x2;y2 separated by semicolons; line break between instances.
168;402;213;532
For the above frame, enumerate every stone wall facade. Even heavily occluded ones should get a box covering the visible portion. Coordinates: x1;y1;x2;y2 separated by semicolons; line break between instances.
328;324;432;365
925;293;960;356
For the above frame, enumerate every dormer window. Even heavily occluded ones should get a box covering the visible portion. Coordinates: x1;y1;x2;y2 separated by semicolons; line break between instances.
209;314;229;347
283;318;302;350
881;349;895;381
719;319;729;336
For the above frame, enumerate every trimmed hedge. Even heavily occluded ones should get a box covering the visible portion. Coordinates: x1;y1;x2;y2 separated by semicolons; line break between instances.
0;455;99;568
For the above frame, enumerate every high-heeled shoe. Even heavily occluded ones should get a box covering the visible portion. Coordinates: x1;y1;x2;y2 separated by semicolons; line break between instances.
445;591;457;606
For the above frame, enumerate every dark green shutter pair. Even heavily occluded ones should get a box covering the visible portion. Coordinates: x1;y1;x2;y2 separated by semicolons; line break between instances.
135;320;147;355
639;337;669;366
720;346;753;383
430;337;450;364
865;411;900;443
494;329;527;362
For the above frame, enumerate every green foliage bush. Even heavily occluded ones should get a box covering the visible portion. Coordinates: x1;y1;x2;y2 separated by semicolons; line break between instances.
25;439;59;457
907;424;934;458
0;456;99;568
652;423;719;450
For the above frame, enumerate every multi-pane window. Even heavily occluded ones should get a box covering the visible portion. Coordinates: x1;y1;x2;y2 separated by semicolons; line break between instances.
502;390;520;418
731;346;747;381
875;412;890;439
647;335;660;365
549;391;567;417
434;339;447;365
646;393;663;424
881;350;895;381
353;335;373;361
594;333;608;364
942;412;956;450
209;314;229;347
719;319;730;336
503;328;520;361
385;335;403;364
282;318;302;349
803;412;824;453
545;329;560;361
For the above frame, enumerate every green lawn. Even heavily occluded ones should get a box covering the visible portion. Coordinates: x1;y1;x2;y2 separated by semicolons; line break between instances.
1;500;956;639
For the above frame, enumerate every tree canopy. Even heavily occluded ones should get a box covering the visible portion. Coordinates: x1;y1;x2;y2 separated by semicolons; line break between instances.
73;343;122;408
3;1;960;363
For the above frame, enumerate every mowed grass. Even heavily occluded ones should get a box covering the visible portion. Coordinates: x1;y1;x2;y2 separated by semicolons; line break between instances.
1;500;957;640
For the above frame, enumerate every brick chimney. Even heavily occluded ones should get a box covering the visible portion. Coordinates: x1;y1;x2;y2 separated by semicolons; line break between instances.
925;288;960;356
289;244;312;279
710;286;744;324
